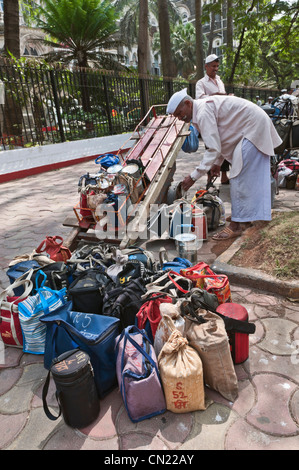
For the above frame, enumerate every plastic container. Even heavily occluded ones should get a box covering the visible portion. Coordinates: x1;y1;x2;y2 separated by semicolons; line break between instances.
175;233;198;263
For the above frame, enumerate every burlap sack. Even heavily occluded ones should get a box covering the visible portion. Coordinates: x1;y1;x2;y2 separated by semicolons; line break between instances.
185;310;238;402
154;303;185;357
158;329;205;413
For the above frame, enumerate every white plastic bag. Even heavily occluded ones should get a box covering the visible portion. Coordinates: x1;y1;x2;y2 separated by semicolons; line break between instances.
278;165;292;188
154;303;185;357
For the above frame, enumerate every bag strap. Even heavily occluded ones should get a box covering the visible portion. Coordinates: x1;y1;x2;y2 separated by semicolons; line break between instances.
118;326;158;375
42;370;62;421
181;262;210;274
0;279;33;313
36;236;63;255
167;271;190;294
184;294;256;335
35;271;66;316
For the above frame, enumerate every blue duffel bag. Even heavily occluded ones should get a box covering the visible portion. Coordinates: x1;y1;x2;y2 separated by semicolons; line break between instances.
40;301;120;398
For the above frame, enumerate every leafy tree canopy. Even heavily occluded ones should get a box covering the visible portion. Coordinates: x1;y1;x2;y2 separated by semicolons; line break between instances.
36;0;125;70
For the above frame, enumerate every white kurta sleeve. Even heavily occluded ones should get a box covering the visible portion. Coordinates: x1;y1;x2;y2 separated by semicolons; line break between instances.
190;102;224;181
195;80;208;99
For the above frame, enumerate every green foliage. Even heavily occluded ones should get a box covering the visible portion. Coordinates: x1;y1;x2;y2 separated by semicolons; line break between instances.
36;0;125;70
221;0;299;88
153;21;208;79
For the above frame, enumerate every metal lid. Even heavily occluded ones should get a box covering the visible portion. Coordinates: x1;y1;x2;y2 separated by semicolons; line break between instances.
107;164;123;174
121;164;139;174
175;233;197;242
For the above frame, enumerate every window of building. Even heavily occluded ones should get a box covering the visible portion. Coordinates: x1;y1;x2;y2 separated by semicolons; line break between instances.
23;45;39;56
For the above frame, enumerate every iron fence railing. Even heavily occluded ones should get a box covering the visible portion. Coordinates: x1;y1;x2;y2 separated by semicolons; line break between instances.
0;60;280;150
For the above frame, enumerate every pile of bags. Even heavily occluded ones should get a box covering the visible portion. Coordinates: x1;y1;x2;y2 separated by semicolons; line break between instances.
0;234;256;428
277;155;299;189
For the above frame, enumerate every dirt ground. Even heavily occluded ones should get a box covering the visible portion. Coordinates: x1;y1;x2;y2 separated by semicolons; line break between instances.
212;213;299;281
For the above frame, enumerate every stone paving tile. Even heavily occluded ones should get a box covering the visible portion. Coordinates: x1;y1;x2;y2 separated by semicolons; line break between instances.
0;347;23;369
79;388;122;440
245;346;299;383
0;367;23;395
0;412;29;449
225;417;299;450
258;318;298;355
246;373;298;435
180;404;238;450
44;425;119;450
0;363;47;414
116;407;193;450
5;408;64;451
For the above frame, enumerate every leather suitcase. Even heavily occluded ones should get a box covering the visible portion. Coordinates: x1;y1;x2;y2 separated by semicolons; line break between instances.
216;303;249;364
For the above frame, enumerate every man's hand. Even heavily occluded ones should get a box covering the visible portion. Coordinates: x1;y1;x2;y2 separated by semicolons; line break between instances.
209;164;221;177
181;175;195;191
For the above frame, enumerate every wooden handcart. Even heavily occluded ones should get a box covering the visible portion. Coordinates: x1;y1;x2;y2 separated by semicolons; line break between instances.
63;105;190;250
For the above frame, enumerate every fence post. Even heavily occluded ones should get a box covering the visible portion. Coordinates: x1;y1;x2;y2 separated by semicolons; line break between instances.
102;74;113;134
188;82;195;98
49;69;66;143
139;77;149;119
165;78;174;102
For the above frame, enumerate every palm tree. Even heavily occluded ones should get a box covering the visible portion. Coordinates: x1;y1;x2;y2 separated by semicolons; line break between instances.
37;0;124;70
115;0;179;77
171;22;207;79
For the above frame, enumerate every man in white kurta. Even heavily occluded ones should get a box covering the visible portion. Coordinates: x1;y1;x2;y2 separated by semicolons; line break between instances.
166;89;282;240
196;54;226;99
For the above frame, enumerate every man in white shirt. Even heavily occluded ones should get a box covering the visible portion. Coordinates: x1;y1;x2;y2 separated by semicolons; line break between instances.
196;54;229;184
166;89;282;240
196;54;226;99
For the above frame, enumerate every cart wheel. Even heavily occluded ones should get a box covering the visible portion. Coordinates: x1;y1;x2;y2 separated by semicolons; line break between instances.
166;181;183;205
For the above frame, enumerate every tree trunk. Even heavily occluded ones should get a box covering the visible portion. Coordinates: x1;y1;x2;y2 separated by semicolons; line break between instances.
2;0;22;143
226;0;233;52
208;7;216;55
157;0;176;78
195;0;204;79
4;0;20;58
225;0;233;83
138;0;149;76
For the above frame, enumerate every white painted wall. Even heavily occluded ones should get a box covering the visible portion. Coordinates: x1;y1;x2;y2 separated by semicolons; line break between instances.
0;133;134;177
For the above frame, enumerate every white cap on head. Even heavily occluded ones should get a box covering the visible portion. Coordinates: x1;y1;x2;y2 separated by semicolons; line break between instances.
205;54;219;64
166;88;187;114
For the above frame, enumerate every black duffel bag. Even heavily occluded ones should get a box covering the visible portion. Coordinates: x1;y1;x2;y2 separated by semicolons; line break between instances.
67;268;114;314
102;278;147;329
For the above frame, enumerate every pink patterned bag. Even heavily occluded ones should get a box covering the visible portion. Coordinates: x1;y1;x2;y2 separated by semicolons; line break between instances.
115;326;166;422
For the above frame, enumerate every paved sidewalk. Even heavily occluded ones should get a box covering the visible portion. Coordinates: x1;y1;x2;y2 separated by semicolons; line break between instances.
0;146;298;451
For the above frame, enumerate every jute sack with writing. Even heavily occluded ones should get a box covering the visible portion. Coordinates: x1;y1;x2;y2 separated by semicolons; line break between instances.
158;329;205;413
184;310;238;402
